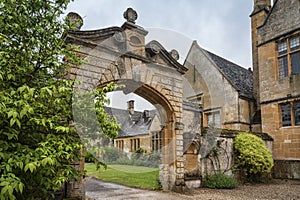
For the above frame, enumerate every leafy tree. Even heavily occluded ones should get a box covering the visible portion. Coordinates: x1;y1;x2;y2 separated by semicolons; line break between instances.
0;0;119;199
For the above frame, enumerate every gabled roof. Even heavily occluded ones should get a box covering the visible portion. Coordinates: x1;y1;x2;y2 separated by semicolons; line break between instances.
104;107;159;138
203;50;254;100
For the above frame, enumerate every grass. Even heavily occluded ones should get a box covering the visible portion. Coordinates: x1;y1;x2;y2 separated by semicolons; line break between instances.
85;163;161;190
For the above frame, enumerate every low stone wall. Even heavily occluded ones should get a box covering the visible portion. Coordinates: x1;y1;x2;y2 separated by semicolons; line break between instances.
183;130;274;188
273;160;300;179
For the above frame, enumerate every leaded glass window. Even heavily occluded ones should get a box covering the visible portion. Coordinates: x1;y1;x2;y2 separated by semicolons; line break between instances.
281;103;291;127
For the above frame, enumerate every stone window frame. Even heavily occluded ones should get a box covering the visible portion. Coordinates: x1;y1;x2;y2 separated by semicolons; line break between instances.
130;138;140;152
204;110;221;128
116;140;124;151
277;34;300;79
151;131;162;152
279;100;300;127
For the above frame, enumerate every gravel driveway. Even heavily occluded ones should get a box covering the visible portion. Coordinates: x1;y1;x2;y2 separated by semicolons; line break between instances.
86;178;300;200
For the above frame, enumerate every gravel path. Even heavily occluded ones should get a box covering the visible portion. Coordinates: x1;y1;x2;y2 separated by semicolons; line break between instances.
86;178;300;200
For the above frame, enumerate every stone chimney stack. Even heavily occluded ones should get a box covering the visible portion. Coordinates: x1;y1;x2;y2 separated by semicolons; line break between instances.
143;110;150;122
250;0;271;110
127;100;135;115
253;0;271;12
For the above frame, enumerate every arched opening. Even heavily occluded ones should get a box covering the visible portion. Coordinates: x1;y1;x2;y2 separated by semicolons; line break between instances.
79;79;177;190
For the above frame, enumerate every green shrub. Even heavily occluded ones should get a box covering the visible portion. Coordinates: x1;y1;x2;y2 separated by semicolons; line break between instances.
233;132;274;178
204;173;237;189
111;151;161;168
102;146;122;163
85;151;96;163
112;156;132;165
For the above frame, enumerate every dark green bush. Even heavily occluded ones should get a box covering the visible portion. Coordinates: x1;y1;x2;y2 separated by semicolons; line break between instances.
204;173;238;189
85;151;96;163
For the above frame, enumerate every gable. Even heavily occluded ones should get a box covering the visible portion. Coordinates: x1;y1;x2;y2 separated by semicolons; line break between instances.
184;41;254;100
258;0;300;44
67;23;187;76
204;51;254;99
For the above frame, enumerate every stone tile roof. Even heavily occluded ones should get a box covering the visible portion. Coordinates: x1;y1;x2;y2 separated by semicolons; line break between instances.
104;107;158;138
204;50;254;100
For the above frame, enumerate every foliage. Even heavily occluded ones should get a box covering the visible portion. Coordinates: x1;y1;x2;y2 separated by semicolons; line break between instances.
203;173;237;189
109;150;161;168
97;146;161;168
85;151;97;163
85;164;161;190
101;146;122;163
0;0;119;199
233;133;274;178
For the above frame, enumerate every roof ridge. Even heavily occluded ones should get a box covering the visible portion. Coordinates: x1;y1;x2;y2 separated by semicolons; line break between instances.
203;49;251;73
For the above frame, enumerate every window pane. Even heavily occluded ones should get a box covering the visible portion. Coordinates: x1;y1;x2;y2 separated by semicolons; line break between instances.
214;112;221;128
290;37;300;51
291;52;300;75
281;103;291;127
278;41;287;55
294;101;300;126
151;135;155;151
278;56;288;78
159;131;163;150
207;113;213;126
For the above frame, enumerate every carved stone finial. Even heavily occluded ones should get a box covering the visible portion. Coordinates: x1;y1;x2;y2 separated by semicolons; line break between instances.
66;12;83;30
123;8;138;24
170;49;179;61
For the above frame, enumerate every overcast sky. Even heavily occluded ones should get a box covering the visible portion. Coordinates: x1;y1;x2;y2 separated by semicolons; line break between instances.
66;0;255;68
66;0;256;110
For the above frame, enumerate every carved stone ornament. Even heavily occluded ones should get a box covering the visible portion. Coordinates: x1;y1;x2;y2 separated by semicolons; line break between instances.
113;32;125;43
116;57;126;76
150;42;161;54
66;12;83;30
123;8;138;24
170;49;179;60
175;122;184;130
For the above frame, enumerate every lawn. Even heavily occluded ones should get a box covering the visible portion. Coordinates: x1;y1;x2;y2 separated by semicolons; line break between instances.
85;163;160;190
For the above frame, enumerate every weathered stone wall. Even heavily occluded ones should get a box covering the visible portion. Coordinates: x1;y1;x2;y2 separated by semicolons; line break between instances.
273;160;300;179
199;136;234;177
183;131;273;188
252;0;300;179
66;161;86;199
258;26;300;164
258;0;300;44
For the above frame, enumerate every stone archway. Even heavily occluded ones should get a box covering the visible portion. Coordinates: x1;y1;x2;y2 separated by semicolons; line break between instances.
66;8;188;192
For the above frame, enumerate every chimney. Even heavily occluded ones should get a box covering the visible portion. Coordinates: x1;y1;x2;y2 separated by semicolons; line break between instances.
143;110;150;122
253;0;271;13
127;100;135;115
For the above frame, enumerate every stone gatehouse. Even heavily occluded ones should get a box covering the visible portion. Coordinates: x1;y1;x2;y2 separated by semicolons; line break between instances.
66;8;191;196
